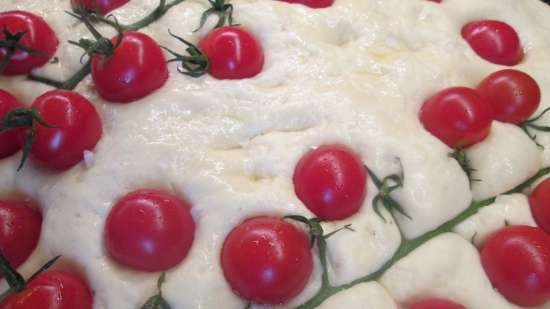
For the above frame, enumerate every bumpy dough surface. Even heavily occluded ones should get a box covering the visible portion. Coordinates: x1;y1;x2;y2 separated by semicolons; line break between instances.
1;0;550;308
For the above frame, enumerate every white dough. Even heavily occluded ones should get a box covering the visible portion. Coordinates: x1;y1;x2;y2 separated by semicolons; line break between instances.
1;0;550;308
467;122;542;201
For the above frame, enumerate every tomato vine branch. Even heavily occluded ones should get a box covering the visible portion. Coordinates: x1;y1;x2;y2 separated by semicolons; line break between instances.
291;166;550;309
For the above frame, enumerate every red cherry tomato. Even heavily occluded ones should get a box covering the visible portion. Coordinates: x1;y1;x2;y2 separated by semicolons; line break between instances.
221;217;313;304
0;11;58;75
0;90;24;159
277;0;334;8
461;20;523;66
27;90;102;170
92;31;168;103
410;299;466;309
0;199;41;270
420;87;493;149
477;69;540;124
0;297;13;309
481;225;550;306
3;271;93;309
293;144;367;220
71;0;130;15
529;178;550;234
199;26;264;80
105;189;195;272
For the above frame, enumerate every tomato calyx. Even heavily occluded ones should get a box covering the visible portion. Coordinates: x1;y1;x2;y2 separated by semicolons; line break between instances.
162;30;209;77
140;273;172;309
285;215;354;247
449;150;479;184
0;250;60;301
366;165;411;222
0;26;46;74
0;107;54;170
67;11;122;60
520;107;550;149
284;215;353;290
195;0;236;32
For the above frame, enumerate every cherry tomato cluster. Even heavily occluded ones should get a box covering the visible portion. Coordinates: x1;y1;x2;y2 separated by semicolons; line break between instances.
420;69;541;149
0;198;93;309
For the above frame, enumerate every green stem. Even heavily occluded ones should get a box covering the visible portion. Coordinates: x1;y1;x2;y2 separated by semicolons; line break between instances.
123;0;185;31
27;58;92;90
293;167;550;309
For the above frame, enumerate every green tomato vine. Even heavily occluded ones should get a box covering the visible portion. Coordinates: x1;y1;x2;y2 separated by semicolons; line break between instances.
289;166;550;309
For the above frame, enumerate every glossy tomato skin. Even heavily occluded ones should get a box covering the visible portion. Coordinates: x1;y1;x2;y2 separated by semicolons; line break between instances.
0;90;24;159
0;11;58;75
199;26;264;80
529;178;550;233
28;90;102;170
105;189;195;272
0;199;41;269
293;144;367;220
461;20;523;66
4;271;93;309
71;0;130;15
92;31;168;103
278;0;334;8
420;87;493;149
410;299;466;309
477;69;540;124
221;217;313;304
481;226;550;306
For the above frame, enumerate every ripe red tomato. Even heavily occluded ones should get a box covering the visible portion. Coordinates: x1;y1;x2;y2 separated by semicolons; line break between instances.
27;90;102;170
529;178;550;234
92;31;168;103
481;225;550;306
293;144;367;220
461;20;523;66
0;90;24;159
2;271;93;309
0;199;41;270
410;299;466;309
105;189;195;272
477;69;540;124
199;26;264;80
221;217;313;304
420;87;493;149
277;0;334;8
0;11;58;75
71;0;130;15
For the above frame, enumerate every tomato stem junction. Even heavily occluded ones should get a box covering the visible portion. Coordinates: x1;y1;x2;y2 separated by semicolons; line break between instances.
521;107;550;148
162;30;209;77
0;26;46;73
27;0;186;90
